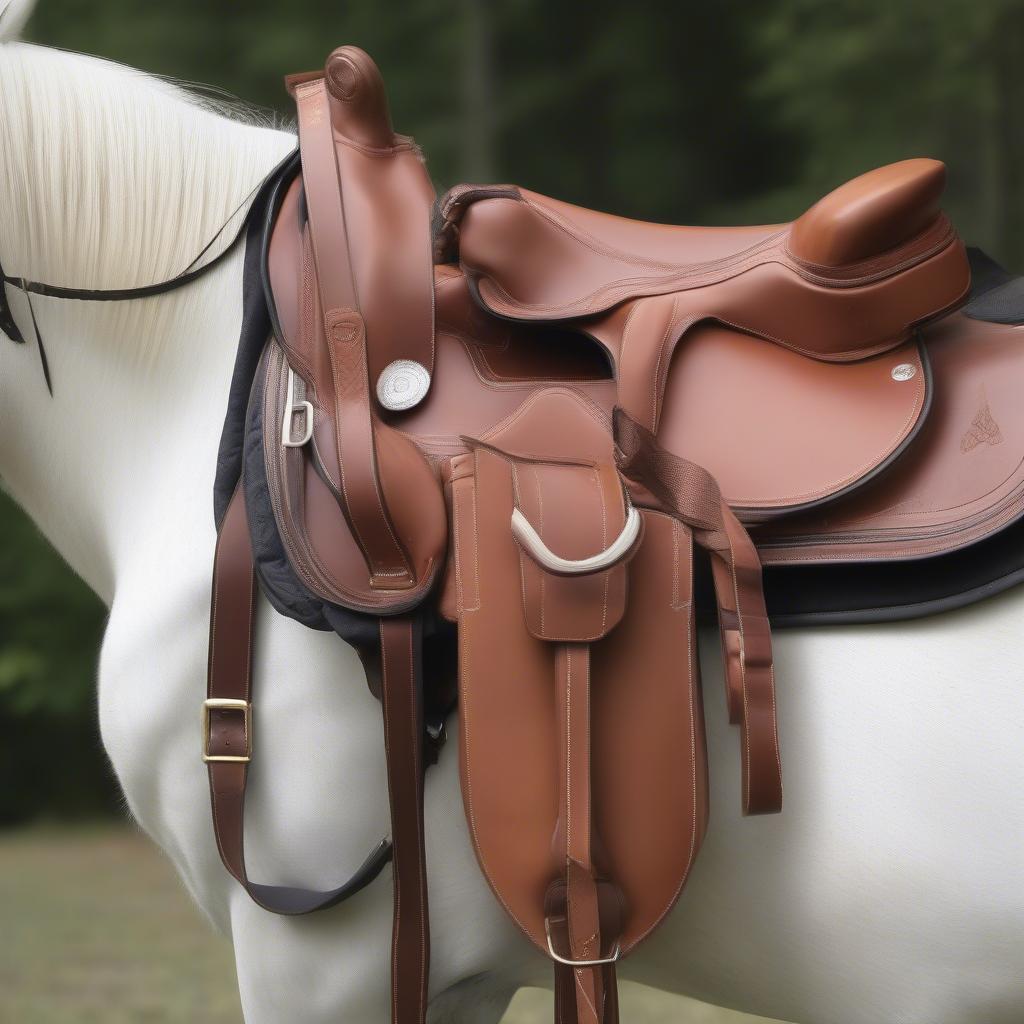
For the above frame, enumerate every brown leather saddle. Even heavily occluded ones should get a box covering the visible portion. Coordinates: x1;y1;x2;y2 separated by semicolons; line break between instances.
202;47;1024;1024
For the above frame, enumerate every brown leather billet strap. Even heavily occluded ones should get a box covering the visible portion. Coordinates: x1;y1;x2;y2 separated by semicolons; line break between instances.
546;876;622;1024
558;644;610;1024
554;961;619;1024
545;643;623;1024
379;617;431;1024
205;487;393;914
613;409;783;815
293;76;414;586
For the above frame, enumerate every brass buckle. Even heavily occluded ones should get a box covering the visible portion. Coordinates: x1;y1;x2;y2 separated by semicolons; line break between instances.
202;698;252;764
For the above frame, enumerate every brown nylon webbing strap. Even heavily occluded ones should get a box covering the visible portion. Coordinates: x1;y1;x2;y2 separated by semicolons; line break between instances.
379;617;431;1024
614;409;783;815
206;486;393;914
293;76;413;586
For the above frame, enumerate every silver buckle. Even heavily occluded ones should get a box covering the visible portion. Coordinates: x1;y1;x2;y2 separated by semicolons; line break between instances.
281;366;314;447
202;698;252;764
544;917;621;967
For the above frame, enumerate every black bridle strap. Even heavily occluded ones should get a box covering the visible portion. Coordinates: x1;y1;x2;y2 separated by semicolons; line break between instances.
0;148;299;392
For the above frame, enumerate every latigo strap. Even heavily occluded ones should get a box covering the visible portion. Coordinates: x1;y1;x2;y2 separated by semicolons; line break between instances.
615;409;782;815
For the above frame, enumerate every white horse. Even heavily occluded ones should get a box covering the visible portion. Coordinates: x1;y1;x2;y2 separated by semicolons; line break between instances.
1;20;1022;1024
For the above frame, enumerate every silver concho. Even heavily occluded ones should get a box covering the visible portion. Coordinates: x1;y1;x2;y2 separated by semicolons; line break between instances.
376;359;431;411
891;362;917;382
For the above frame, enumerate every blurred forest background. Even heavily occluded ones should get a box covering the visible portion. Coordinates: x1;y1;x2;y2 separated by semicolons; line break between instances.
2;0;1023;821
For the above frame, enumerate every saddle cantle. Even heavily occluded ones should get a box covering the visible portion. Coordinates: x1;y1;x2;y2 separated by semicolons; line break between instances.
204;45;1024;1024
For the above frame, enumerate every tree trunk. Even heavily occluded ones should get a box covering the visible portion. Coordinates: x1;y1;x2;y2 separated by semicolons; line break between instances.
460;0;496;181
992;3;1024;270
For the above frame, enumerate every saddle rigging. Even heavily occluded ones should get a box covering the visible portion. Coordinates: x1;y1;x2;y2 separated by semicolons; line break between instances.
198;46;1024;1024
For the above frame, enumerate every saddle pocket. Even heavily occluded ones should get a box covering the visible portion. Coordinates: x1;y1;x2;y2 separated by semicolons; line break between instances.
447;391;709;959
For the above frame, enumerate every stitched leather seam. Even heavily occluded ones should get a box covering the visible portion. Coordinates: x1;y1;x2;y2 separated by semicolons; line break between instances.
476;387;612;450
624;511;699;952
472;233;961;324
523;193;783;274
649;296;684;432
510;464;536;636
595;467;611;635
446;328;612;391
457;594;536;943
468;196;958;317
534;467;546;636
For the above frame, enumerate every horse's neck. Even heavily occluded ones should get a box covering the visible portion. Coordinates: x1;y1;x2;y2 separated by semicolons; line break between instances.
0;257;256;601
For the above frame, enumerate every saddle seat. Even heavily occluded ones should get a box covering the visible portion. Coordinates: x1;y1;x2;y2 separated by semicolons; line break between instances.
439;159;969;363
442;158;946;273
432;161;971;519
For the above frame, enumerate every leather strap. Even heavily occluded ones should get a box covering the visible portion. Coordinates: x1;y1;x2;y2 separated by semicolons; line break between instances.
207;492;430;1018
294;77;414;588
378;617;431;1024
561;644;604;1023
547;644;620;1024
614;409;783;815
708;509;781;815
554;962;619;1024
205;486;393;913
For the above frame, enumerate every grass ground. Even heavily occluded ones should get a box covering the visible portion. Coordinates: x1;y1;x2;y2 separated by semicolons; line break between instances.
0;825;770;1023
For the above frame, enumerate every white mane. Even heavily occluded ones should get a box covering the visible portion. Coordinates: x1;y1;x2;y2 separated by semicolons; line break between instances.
0;0;33;40
0;41;293;594
0;41;293;306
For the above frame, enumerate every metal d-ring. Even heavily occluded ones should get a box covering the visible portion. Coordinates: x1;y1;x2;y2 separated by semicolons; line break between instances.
511;504;641;576
281;366;314;447
544;917;621;967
